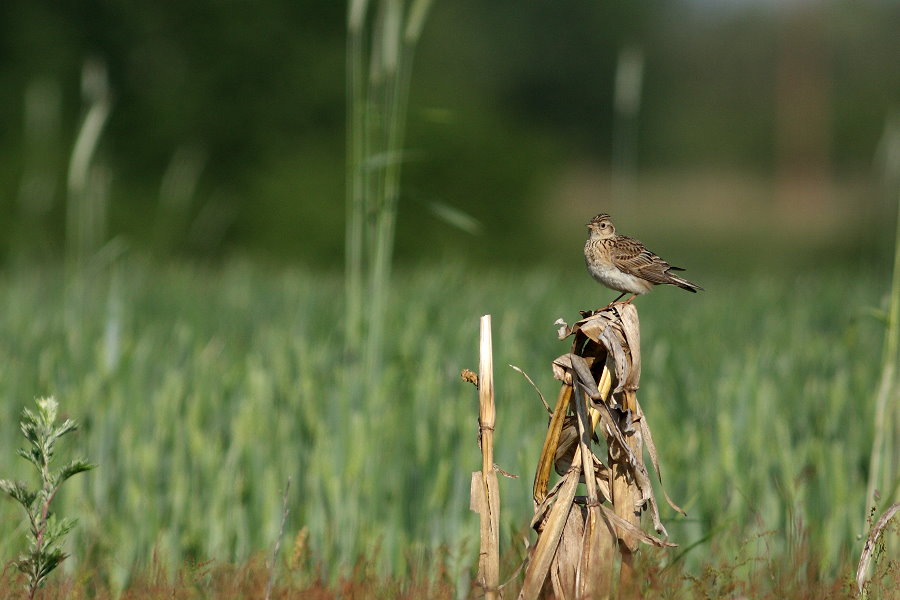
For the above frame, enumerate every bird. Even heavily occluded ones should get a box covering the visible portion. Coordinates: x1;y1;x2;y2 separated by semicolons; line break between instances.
584;213;702;306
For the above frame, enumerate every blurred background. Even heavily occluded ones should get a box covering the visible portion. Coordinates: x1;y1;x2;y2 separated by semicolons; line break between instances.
1;0;899;592
1;0;897;270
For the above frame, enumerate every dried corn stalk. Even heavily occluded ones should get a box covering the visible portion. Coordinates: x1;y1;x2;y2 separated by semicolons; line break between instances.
469;315;500;600
520;304;682;600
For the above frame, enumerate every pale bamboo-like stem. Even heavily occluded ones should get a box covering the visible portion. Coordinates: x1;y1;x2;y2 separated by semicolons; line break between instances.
476;315;499;600
479;315;495;480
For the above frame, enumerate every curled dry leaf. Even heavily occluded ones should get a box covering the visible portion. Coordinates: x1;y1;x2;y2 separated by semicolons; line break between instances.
555;317;570;340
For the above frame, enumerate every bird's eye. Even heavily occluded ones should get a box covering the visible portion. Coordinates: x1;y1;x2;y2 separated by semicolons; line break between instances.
600;223;607;228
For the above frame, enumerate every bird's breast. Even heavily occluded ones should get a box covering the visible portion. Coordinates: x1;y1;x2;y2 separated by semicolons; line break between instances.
585;255;653;295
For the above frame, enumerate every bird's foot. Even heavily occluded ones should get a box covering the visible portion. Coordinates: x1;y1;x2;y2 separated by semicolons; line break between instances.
594;295;638;316
596;294;637;312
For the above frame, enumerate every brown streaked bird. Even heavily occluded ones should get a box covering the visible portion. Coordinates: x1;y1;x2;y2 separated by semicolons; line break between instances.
584;213;702;305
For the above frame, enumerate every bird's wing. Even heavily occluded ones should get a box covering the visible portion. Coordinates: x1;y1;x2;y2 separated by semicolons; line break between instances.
610;236;677;285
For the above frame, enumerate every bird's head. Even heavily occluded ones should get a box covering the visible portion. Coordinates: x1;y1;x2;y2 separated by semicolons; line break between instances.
587;213;616;239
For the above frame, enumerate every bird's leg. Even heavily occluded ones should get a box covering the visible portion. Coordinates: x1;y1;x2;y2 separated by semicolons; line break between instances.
622;294;638;305
598;292;626;312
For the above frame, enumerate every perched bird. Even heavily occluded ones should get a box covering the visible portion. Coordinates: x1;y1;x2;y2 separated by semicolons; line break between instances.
584;213;702;305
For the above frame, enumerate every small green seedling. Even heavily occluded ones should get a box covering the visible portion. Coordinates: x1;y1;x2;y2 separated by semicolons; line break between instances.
0;397;96;600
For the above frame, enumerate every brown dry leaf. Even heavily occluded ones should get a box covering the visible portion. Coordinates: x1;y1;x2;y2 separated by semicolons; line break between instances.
520;460;583;600
573;314;630;395
553;415;579;476
580;370;671;537
531;477;569;531
617;304;642;391
638;399;687;516
551;353;574;379
550;503;586;600
597;503;677;548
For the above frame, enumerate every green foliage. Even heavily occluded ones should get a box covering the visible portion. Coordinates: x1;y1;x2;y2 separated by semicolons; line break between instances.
2;2;898;262
0;397;97;599
0;259;889;591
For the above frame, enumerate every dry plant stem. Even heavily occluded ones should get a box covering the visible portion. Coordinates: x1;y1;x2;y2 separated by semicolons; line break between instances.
521;305;678;600
533;384;573;504
472;314;500;600
856;501;900;596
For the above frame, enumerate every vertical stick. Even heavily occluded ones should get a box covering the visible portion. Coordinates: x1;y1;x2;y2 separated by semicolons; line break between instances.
479;315;495;474
474;314;499;599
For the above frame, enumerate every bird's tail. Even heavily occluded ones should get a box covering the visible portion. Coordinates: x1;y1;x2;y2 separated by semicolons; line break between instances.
668;272;703;293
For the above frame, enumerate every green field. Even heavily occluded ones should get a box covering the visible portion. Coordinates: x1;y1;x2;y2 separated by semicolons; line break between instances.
0;257;893;594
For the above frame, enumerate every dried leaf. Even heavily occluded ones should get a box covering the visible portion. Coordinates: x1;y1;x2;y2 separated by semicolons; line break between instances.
618;303;642;390
597;503;677;548
554;317;570;340
510;364;550;413
520;458;582;600
638;401;686;516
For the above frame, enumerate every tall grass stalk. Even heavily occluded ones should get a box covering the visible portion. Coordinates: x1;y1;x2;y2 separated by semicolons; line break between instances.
864;187;900;519
66;58;112;269
154;144;207;255
611;45;644;206
345;0;434;376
